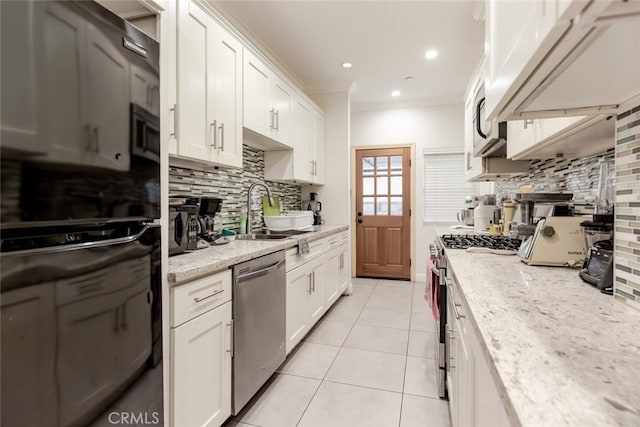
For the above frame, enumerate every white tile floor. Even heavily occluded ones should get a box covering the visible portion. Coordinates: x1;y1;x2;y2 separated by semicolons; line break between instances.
225;278;451;427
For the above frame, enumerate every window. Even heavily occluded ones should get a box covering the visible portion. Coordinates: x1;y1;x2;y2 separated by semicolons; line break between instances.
423;152;478;222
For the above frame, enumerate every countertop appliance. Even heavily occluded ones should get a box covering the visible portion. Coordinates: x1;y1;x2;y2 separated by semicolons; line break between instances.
169;197;199;256
511;192;574;236
303;192;323;226
579;214;614;294
473;82;508;157
197;197;229;246
0;1;162;425
232;251;286;414
518;216;589;266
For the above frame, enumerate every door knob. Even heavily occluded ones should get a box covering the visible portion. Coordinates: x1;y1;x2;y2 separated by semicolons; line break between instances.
357;218;363;224
357;212;362;217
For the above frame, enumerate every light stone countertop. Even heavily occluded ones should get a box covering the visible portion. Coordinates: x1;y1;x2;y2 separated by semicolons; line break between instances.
434;227;640;427
167;225;349;285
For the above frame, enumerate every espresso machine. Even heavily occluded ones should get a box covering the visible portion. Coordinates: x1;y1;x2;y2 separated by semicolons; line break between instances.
303;192;322;225
197;197;229;246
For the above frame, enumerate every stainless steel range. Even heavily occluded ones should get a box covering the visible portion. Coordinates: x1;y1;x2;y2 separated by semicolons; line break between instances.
430;233;522;400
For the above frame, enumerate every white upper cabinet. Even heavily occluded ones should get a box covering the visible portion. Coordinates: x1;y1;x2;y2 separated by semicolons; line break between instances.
243;50;294;148
486;0;640;120
507;115;615;160
175;0;242;168
264;97;326;184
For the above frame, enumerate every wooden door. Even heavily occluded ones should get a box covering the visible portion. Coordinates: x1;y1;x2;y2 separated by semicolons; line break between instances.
356;148;411;279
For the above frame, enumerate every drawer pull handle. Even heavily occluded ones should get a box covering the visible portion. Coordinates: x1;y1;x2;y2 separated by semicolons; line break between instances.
194;289;224;303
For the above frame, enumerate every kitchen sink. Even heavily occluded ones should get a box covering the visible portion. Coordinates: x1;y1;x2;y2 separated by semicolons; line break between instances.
235;229;312;241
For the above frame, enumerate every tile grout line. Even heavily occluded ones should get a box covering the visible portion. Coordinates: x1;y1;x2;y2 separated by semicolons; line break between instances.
293;278;379;427
399;281;416;427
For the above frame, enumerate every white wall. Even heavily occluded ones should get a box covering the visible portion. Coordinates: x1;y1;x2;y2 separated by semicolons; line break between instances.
351;103;464;282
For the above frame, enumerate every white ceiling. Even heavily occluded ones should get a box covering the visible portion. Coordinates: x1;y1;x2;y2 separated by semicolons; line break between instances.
215;0;485;110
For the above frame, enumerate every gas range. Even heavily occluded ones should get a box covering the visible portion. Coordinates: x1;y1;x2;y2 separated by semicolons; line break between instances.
439;234;522;251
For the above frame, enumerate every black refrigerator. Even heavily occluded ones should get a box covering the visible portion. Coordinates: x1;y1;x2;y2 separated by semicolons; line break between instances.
0;1;163;426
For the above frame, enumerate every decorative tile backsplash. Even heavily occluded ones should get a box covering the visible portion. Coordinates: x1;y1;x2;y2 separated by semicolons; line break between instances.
613;104;640;310
169;145;301;232
494;149;615;204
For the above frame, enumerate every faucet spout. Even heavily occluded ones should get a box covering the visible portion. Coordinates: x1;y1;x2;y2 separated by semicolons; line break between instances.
246;181;274;234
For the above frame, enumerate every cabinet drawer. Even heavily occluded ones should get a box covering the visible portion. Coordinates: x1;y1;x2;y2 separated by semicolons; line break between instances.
286;239;326;272
326;231;349;251
171;269;231;327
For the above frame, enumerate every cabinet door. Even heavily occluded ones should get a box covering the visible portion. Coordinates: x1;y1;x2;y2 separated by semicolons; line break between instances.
457;320;473;427
311;110;325;184
1;283;57;427
40;2;90;165
172;301;232;427
0;1;46;155
324;246;347;308
308;258;326;324
85;23;130;170
292;97;313;182
177;0;216;162
270;76;294;147
243;50;271;137
214;29;243;168
506;120;537;159
286;268;312;354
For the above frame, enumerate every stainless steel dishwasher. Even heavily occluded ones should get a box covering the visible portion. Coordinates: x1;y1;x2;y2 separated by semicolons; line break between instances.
232;250;286;414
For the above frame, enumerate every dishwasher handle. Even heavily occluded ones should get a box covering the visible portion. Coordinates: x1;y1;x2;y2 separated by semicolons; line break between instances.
235;258;285;283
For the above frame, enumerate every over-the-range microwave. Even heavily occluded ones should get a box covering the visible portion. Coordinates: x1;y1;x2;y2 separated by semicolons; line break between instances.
473;82;507;157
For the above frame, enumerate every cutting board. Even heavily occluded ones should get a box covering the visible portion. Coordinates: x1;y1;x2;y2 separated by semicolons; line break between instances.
262;196;281;216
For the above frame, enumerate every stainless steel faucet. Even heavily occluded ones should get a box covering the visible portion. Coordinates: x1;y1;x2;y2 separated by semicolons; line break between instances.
247;181;275;234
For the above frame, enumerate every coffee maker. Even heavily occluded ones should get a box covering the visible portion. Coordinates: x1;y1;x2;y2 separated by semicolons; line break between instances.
303;192;322;226
197;197;228;246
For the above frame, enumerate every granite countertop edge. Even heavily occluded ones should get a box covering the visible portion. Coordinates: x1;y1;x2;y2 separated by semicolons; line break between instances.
167;225;349;285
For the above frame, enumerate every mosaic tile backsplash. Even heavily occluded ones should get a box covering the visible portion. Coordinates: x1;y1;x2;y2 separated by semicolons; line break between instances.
169;145;302;232
613;104;640;310
494;148;615;204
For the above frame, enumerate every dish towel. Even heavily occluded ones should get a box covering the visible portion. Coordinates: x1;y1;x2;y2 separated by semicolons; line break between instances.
296;237;310;255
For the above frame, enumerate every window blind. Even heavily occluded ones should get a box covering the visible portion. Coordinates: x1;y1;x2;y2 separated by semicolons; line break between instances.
423;152;478;222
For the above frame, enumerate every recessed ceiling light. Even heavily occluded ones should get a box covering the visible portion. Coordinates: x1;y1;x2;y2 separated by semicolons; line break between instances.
391;90;401;97
342;62;353;68
425;49;438;59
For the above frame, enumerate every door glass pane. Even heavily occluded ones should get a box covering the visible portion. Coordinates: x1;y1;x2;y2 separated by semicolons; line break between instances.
376;156;388;174
390;156;402;174
363;177;374;195
376;176;388;195
376;197;388;215
390;197;403;215
363;197;374;215
390;176;402;195
363;157;374;176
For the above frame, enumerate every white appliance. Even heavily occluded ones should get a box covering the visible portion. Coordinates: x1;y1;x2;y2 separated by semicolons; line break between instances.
518;216;590;266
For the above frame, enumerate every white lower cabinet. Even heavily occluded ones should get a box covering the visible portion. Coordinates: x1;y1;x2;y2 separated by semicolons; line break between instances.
324;243;348;307
285;253;325;354
171;270;232;427
448;276;511;427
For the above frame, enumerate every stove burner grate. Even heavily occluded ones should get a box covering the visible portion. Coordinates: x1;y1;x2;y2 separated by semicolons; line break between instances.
440;234;522;251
